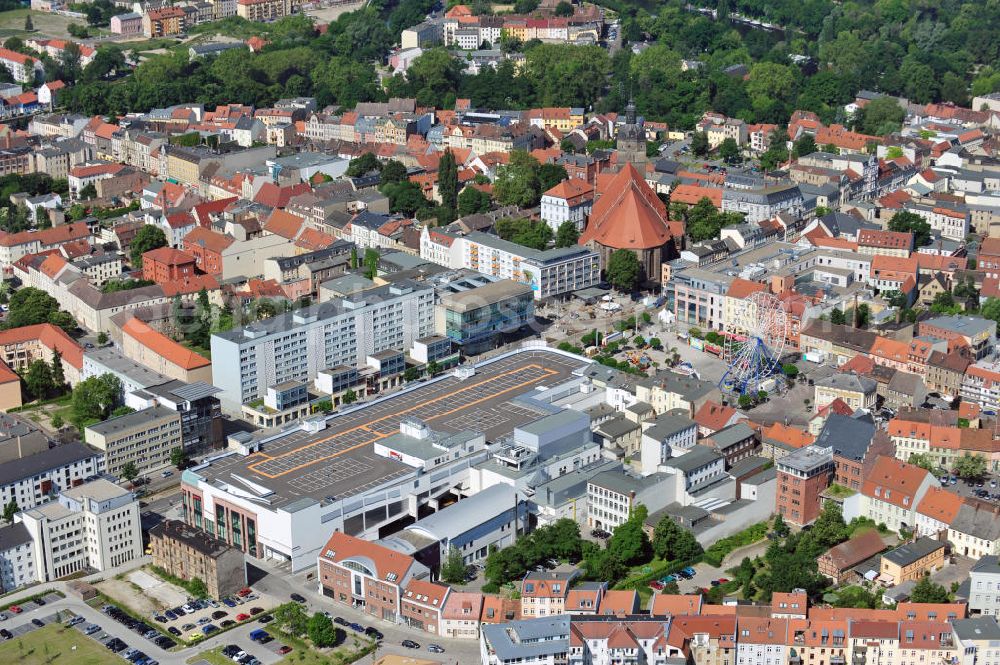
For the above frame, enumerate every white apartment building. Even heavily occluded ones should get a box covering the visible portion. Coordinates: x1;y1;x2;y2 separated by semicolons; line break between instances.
0;523;36;592
539;180;594;233
210;280;435;409
18;478;142;582
905;203;970;241
0;441;104;512
420;229;600;300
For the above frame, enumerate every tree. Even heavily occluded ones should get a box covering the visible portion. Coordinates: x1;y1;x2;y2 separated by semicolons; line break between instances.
50;350;64;388
363;248;379;279
718;137;740;163
307;612;339;647
494;150;542;207
982;298;1000;326
440;547;467;584
887;210;932;247
24;15;33;31
71;373;122;426
120;461;139;484
554;220;579;248
2;499;18;524
97;331;108;346
24;359;53;400
691;131;709;157
170;447;188;470
606;249;641;292
403;366;421;382
346;152;381;177
130;225;167;268
187;577;208;599
457;186;491;216
274;603;309;636
537;163;568;192
954;453;987;480
652;516;703;561
781;363;799;379
772;514;790;538
908;453;935;471
349;246;358;270
79;183;97;200
6;287;75;333
830;308;846;325
342;389;357;404
554;0;573;16
438;149;459;212
793;134;817;158
379;159;408;187
606;505;652;566
426;360;440;376
910;575;949;603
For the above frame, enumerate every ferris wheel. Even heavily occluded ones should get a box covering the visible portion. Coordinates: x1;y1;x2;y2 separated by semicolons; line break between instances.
719;291;787;396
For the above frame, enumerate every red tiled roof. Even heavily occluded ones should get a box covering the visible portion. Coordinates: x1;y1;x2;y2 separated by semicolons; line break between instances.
0;323;82;370
0;222;89;248
726;278;766;299
159;274;219;297
693;400;736;432
122;317;209;370
183;227;234;254
143;246;196;266
320;532;415;586
861;456;933;508
916;486;965;524
649;593;702;617
670;183;723;207
579;163;671;250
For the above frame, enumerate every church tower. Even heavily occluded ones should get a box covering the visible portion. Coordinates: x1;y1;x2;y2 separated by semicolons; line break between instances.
617;97;646;171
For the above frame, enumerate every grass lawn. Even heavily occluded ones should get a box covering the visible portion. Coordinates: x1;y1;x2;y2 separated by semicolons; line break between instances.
0;9;102;40
0;623;109;664
188;648;235;665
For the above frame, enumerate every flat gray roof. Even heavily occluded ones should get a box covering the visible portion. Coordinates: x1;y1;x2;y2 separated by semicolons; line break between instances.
191;350;587;509
662;444;722;473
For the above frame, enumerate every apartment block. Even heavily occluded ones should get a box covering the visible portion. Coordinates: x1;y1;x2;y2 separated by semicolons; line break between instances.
18;478;142;582
210;280;435;409
85;405;183;476
775;445;834;527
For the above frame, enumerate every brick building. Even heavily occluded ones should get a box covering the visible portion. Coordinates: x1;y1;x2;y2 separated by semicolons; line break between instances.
775;445;834;527
142;246;199;283
149;519;246;599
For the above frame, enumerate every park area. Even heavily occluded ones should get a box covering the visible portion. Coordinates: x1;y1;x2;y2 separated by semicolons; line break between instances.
0;9;95;40
0;623;109;665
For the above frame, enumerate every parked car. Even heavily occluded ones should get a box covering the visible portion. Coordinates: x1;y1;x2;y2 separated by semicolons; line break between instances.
238;588;252;597
167;627;181;636
202;624;219;635
333;617;348;626
648;581;664;590
348;622;364;632
236;613;250;622
290;593;306;603
9;606;21;614
364;627;383;640
31;618;44;627
277;646;292;655
0;629;12;640
249;607;264;615
220;620;236;628
212;610;227;620
402;640;420;649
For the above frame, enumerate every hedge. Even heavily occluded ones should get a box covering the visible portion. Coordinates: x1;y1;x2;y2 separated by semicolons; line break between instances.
703;522;769;568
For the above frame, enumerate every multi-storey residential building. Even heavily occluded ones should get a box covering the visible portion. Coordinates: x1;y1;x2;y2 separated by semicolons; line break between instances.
814;373;877;411
540;179;594;233
0;48;40;84
920;316;996;360
317;531;428;623
0;323;84;386
120;318;213;386
949;502;1000;559
721;184;804;223
954;617;1000;665
236;0;294;22
813;414;885;490
149;519;246;600
846;456;935;534
210;280;435;409
400;579;450;635
0;523;36;592
968;556;1000;617
880;537;946;584
521;571;574;618
962;361;1000;413
914;486;964;538
84;405;183;476
435;279;534;355
18;478;142;582
440;591;483;639
775;445;834;526
421;229;600;300
142;7;186;37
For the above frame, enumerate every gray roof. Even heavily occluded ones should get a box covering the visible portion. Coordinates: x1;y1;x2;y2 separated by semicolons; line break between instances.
972;554;1000;575
86;405;177;436
662;444;722;474
481;616;569;662
776;445;833;474
643;411;696;441
595;415;639;439
706;423;755;449
816;373;877;394
952;503;1000;542
0;522;32;551
882;537;945;567
0;441;101;488
814;414;877;461
589;469;671;495
953;617;1000;641
637;372;718;402
405;484;516;541
923;315;995;338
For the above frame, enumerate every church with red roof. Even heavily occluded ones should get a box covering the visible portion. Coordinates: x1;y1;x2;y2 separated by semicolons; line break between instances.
578;162;675;284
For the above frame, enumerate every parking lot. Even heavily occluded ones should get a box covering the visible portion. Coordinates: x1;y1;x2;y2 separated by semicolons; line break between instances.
149;587;277;644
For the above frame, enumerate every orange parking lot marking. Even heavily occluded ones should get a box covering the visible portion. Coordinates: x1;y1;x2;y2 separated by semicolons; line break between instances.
247;364;558;479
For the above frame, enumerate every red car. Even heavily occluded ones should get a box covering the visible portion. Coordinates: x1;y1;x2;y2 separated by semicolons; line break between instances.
648;581;664;590
8;606;21;614
237;588;252;597
236;613;250;622
278;646;292;655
